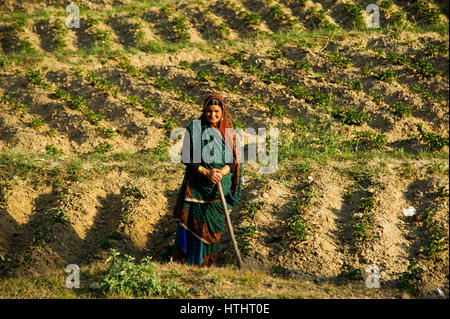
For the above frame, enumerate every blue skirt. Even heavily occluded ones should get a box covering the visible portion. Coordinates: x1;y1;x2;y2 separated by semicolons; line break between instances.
173;224;204;265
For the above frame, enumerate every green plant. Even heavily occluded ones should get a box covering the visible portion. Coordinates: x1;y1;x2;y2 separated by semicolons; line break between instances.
352;130;387;150
410;85;445;102
217;23;230;38
424;43;449;56
232;119;246;130
339;263;363;281
352;212;373;242
331;106;371;126
270;5;285;20
124;186;145;199
25;70;51;89
45;144;62;157
267;48;286;60
414;0;441;25
151;140;170;161
271;264;290;277
241;11;261;25
142;97;157;117
117;61;150;82
423;208;447;261
97;126;115;138
435;183;449;198
195;69;210;82
220;56;239;68
359;196;376;213
212;76;227;89
288;214;309;242
67;95;87;111
236;225;257;255
379;0;394;10
390;101;412;117
87;72;119;97
244;201;265;219
411;60;442;77
294;60;313;73
171;16;190;43
373;69;398;83
162;117;179;134
342;2;366;30
94;142;113;154
47;207;69;224
397;261;424;296
178;60;191;70
66;159;85;182
100;249;182;297
267;103;285;118
347;80;364;91
1;94;29;113
32;226;53;247
389;11;406;27
416;123;449;152
327;50;352;68
370;92;384;105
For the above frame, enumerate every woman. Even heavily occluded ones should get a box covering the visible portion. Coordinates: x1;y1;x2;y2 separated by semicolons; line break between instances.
171;94;243;267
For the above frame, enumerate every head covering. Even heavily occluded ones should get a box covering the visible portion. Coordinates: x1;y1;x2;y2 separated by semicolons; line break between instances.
201;94;241;196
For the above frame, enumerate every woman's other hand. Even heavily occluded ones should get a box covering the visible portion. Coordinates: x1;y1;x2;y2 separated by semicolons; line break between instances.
202;168;223;184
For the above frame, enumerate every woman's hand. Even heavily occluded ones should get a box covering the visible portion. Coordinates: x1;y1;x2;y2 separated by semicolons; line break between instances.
202;168;223;184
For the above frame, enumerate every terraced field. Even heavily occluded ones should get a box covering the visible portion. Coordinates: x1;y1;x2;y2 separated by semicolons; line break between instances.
0;0;448;299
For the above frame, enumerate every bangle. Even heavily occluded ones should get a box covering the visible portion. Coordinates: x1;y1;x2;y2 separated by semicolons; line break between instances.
197;166;203;174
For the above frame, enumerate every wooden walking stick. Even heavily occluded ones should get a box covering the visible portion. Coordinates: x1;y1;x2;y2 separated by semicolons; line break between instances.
217;182;243;269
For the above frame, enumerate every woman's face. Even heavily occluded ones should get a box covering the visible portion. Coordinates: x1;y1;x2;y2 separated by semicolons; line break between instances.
205;104;223;127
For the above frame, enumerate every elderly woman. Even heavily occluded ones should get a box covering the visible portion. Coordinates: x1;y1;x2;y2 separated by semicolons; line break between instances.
171;94;243;267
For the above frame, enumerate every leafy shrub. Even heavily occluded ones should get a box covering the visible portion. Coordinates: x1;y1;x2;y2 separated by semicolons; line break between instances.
390;101;412;117
45;144;62;157
327;50;352;68
414;0;441;25
352;130;387;149
25;70;51;89
374;69;398;83
294;60;313;73
423;208;447;261
411;61;442;77
271;264;290;277
416;123;449;151
370;92;384;105
100;249;182;297
397;261;424;296
339;263;363;281
241;11;261;25
347;80;364;91
352;212;373;241
424;43;448;56
236;225;257;255
244;201;265;219
267;103;285;117
163;117;179;134
94;142;113;154
342;2;366;30
331;106;371;125
288;214;309;242
195;69;210;82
